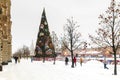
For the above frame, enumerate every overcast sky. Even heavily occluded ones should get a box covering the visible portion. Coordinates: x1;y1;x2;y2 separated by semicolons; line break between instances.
11;0;111;53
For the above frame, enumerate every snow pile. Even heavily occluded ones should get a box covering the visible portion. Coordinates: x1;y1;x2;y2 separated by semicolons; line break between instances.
84;59;103;68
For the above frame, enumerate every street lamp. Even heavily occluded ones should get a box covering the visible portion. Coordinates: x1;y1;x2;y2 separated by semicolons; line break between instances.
64;51;67;56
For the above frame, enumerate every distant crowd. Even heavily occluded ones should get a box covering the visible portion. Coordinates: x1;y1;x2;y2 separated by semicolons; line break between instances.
65;56;83;67
12;55;120;70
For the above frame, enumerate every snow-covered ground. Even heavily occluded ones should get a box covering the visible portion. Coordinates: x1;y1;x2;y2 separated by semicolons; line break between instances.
0;58;120;80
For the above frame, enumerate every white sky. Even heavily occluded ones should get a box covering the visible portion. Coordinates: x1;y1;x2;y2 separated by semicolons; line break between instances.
11;0;111;53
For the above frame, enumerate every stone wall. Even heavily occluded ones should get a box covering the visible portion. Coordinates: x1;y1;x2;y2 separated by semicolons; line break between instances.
0;0;12;65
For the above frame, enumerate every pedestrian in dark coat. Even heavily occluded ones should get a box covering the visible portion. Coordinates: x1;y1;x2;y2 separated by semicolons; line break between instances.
13;56;18;64
65;57;69;65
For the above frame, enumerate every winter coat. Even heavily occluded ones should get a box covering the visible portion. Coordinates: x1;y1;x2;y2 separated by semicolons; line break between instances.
65;57;69;62
73;57;76;63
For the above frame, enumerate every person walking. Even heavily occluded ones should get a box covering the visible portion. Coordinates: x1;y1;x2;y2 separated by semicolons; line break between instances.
73;56;76;66
103;59;109;69
80;57;83;66
13;56;18;64
65;57;69;65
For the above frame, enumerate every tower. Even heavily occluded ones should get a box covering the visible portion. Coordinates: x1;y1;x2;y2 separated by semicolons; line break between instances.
35;9;54;62
0;0;12;65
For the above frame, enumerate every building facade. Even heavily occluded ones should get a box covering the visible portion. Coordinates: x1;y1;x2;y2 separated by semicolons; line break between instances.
0;0;12;65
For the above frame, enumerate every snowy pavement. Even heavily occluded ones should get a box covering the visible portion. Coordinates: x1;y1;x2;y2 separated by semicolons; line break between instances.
0;58;120;80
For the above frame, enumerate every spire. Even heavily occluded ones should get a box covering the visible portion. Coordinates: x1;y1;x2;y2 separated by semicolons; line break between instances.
30;40;35;56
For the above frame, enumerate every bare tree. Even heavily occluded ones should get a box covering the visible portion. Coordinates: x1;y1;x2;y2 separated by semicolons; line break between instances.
61;35;68;55
89;0;120;75
22;45;30;58
13;48;23;58
13;45;30;59
63;17;82;68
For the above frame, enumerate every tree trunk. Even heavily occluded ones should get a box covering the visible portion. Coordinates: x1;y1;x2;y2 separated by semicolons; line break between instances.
53;57;56;65
71;50;74;68
53;52;56;65
42;49;45;63
43;56;45;63
113;52;117;75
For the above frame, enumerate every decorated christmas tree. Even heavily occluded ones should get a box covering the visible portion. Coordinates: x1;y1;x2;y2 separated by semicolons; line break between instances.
35;9;55;62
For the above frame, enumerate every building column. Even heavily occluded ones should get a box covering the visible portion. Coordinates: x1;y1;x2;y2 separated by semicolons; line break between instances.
7;40;12;62
2;39;8;65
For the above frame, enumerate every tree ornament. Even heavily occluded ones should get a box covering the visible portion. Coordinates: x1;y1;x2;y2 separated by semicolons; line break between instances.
40;24;44;29
44;21;47;25
39;32;44;36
